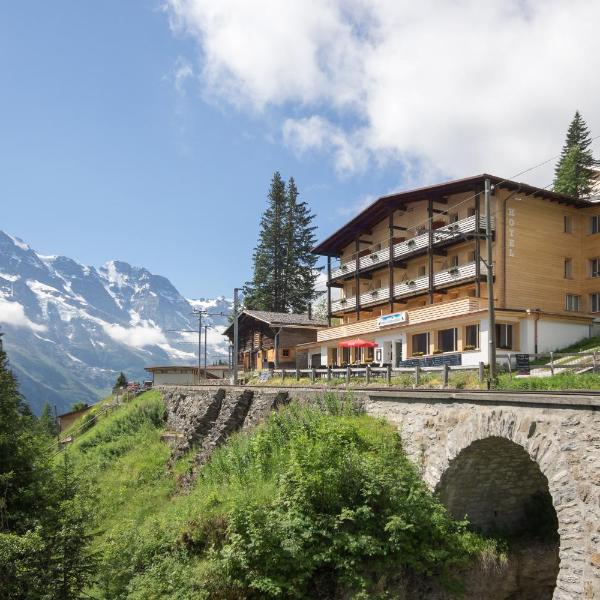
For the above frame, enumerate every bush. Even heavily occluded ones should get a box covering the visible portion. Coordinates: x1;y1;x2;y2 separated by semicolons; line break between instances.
195;404;496;598
69;395;500;599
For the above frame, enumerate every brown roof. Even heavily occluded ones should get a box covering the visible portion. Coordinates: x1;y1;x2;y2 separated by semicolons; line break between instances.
145;365;198;372
223;310;328;338
312;173;590;256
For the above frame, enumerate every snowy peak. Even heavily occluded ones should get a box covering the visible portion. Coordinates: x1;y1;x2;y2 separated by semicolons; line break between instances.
0;231;231;414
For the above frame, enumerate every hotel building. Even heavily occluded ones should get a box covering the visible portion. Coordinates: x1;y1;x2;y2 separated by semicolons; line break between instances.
301;174;600;368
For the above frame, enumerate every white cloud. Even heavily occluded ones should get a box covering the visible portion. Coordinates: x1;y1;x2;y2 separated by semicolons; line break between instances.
173;57;194;94
101;322;167;349
0;298;47;332
166;0;600;184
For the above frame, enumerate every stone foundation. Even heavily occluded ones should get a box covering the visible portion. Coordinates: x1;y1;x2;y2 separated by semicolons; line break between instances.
157;385;600;599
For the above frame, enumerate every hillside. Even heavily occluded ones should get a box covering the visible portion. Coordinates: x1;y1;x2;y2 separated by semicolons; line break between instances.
63;390;503;599
0;231;231;413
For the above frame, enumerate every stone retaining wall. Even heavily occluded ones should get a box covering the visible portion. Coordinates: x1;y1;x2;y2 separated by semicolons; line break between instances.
157;385;600;599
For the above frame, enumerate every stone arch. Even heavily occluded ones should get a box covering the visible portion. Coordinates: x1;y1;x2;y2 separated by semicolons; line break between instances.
423;409;584;600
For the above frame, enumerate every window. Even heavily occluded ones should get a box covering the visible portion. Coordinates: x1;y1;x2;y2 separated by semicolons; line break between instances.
282;349;290;358
590;258;600;278
591;293;600;313
468;250;476;262
448;212;459;223
591;216;600;234
467;207;476;217
565;294;581;312
564;215;573;233
341;347;350;364
417;265;426;277
465;324;479;349
495;324;513;350
564;258;573;279
449;255;459;267
412;332;429;355
438;328;457;352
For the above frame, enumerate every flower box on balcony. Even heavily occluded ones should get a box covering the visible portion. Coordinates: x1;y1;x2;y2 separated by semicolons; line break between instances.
407;280;416;287
412;351;424;357
341;265;348;272
371;290;378;297
370;252;379;261
448;267;460;276
463;344;477;351
432;349;443;355
340;298;347;305
407;239;416;248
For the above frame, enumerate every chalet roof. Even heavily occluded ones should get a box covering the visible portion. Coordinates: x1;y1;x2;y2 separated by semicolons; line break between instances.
312;173;591;256
223;310;327;338
145;365;198;372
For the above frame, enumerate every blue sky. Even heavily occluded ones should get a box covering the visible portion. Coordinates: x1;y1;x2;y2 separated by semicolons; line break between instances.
2;1;599;298
0;1;400;298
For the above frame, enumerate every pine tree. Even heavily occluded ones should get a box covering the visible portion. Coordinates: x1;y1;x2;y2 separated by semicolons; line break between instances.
244;172;289;312
244;173;318;313
554;111;599;198
39;401;58;438
285;177;318;313
115;372;128;389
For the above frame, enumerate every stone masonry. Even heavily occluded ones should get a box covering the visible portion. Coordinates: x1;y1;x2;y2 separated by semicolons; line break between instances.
158;385;600;600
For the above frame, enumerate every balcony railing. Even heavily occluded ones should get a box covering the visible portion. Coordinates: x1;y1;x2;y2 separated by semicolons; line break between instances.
331;261;483;313
330;215;491;280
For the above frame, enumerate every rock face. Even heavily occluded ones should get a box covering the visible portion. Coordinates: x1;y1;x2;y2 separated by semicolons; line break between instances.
161;386;290;484
0;230;232;413
159;385;600;600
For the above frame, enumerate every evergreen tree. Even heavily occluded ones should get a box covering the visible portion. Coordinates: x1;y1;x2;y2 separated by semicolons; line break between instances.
284;177;318;313
43;454;97;599
115;372;128;389
39;401;58;438
0;333;97;598
244;172;289;312
245;173;318;313
554;111;599;198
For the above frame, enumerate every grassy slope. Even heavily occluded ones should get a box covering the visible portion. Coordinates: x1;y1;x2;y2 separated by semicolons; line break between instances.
63;391;500;599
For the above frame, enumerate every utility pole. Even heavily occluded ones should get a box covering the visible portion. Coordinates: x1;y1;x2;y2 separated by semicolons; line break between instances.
203;325;208;373
233;287;241;385
485;178;497;383
192;309;203;383
169;307;228;385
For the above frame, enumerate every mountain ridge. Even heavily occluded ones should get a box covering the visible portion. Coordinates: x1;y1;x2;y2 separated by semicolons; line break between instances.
0;230;231;414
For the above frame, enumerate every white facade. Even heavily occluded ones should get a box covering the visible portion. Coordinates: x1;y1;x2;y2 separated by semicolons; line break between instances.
150;370;197;386
309;313;594;369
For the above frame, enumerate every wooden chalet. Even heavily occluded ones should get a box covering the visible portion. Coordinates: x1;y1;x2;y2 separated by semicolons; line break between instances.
223;310;328;371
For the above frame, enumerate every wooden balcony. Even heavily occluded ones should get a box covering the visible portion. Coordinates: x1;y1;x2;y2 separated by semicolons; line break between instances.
330;215;492;281
318;297;485;342
331;261;484;313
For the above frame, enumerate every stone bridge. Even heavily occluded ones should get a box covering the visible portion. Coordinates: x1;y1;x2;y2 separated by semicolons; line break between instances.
159;385;600;599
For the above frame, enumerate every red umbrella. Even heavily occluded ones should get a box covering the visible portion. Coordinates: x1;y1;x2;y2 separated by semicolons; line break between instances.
338;339;377;348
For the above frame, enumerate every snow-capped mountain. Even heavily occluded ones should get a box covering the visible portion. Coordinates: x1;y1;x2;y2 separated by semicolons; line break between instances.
0;231;232;414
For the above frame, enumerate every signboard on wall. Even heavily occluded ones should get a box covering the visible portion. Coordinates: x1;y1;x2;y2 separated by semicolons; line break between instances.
400;353;462;368
515;353;530;374
377;312;408;328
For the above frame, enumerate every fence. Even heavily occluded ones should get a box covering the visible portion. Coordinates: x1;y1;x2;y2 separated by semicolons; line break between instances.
268;363;485;387
500;352;600;376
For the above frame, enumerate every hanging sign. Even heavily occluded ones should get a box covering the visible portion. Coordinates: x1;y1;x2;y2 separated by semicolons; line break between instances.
377;312;408;328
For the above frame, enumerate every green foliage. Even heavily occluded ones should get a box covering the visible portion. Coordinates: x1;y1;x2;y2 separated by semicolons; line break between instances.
244;172;318;313
70;401;87;412
75;397;498;598
38;401;58;438
0;333;96;599
114;371;128;388
553;111;599;198
497;371;600;390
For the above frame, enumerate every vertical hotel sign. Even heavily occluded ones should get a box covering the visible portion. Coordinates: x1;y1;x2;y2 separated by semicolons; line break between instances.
507;205;516;257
